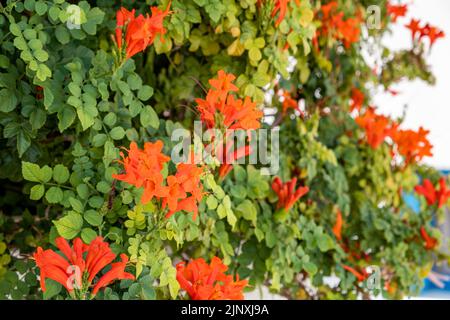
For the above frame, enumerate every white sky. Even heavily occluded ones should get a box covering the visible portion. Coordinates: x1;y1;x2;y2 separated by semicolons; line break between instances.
373;0;450;170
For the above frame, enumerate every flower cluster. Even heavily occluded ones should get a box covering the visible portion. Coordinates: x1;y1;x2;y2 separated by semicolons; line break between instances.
33;237;134;298
195;70;263;179
392;127;433;164
355;107;396;149
115;4;171;60
176;257;248;300
386;2;408;23
195;70;263;131
415;178;450;208
315;1;362;49
405;19;445;49
113;141;204;220
354;107;433;164
271;177;309;221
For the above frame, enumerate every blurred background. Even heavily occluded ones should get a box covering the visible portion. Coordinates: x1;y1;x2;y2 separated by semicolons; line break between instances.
375;0;450;171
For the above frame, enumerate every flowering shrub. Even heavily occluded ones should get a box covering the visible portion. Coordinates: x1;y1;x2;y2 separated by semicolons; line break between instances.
0;0;448;300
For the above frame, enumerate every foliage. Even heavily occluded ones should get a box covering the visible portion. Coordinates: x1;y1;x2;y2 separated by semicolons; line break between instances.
0;0;448;300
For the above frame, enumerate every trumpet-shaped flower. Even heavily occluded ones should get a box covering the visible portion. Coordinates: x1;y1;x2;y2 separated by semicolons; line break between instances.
176;256;248;300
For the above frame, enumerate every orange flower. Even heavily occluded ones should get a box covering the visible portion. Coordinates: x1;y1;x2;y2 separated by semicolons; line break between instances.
332;209;343;241
33;237;134;298
349;87;364;112
114;141;205;220
216;134;253;179
115;3;171;59
271;177;309;220
316;2;362;48
420;227;438;250
92;254;135;295
415;177;450;208
391;127;433;164
113;141;170;204
342;264;367;282
355;108;395;149
386;2;408;23
195;70;262;179
281;91;298;114
195;70;263;130
405;19;421;41
176;256;248;300
405;19;445;49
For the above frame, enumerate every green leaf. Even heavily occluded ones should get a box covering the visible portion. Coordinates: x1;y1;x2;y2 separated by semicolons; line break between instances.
30;184;45;200
92;133;107;147
77;106;96;131
30;108;47;130
69;197;84;213
17;131;31;157
317;234;334;252
84;210;103;226
137;85;153;101
43;279;62;300
9;23;21;36
206;195;218;210
110;127;125;140
236;200;257;226
249;47;262;61
22;161;42;182
58;107;76;132
55;26;70;44
45;186;64;204
81;228;97;243
140;106;159;129
53;164;69;184
303;262;318;275
34;49;49;62
53;212;83;239
35;1;48;15
0;88;18;112
36;64;52;81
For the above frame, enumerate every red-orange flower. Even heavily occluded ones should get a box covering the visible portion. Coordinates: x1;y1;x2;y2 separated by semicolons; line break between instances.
387;2;408;23
391;127;433;164
114;141;204;220
281;91;299;114
195;70;263;179
342;264;367;282
405;19;445;49
195;70;263;130
332;209;343;241
405;18;421;41
92;254;135;295
420;226;438;250
349;87;364;112
176;256;248;300
113;141;170;204
355;108;396;149
271;177;309;220
415;177;450;208
33;237;134;298
316;2;362;49
115;3;171;59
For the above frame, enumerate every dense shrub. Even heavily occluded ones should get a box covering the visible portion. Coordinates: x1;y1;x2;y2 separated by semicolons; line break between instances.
0;0;447;299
